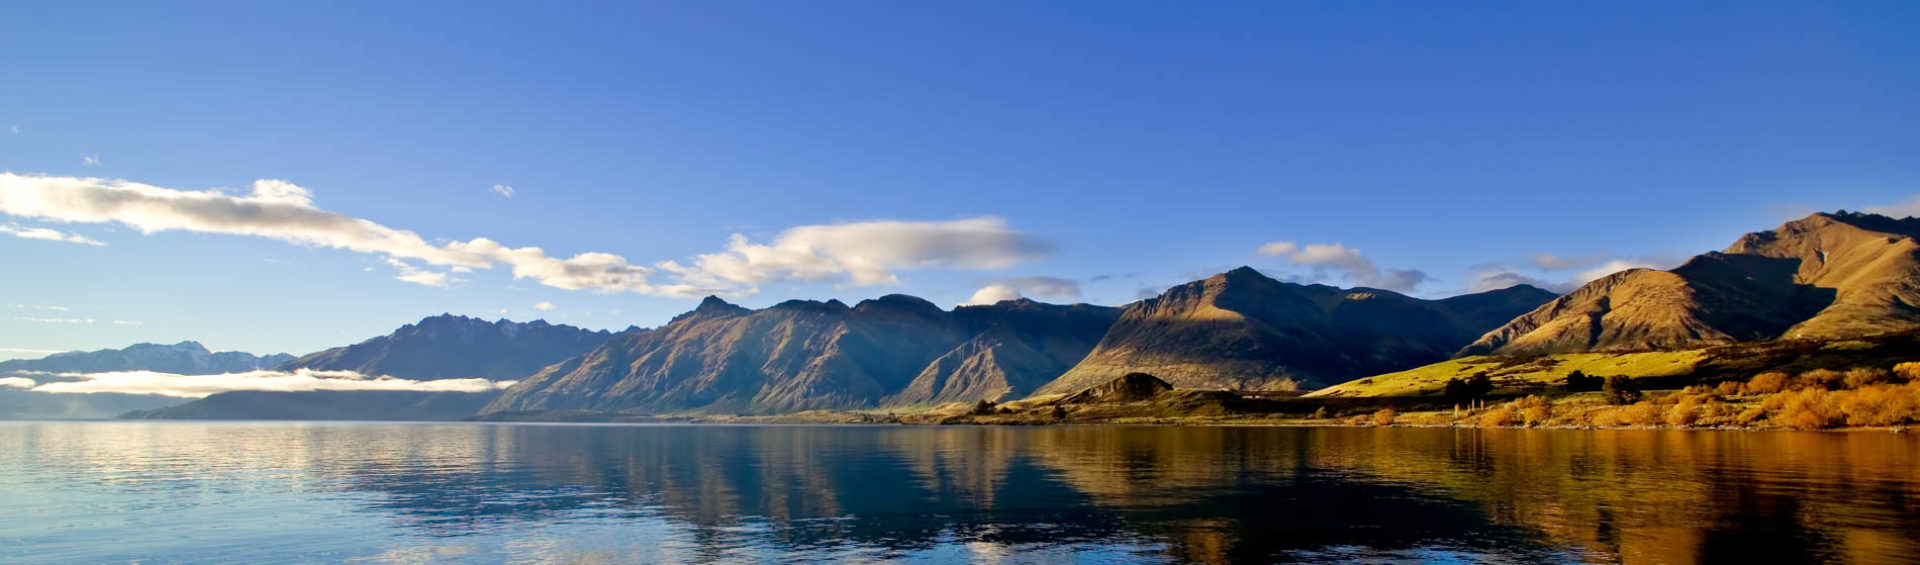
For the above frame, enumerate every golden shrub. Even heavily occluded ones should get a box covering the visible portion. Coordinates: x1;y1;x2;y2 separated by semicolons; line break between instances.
1746;372;1792;394
1839;385;1918;427
1766;388;1844;429
1800;369;1845;390
1714;381;1744;396
1892;362;1920;383
1370;408;1397;426
1521;405;1552;426
1665;403;1699;427
1845;367;1892;389
1619;403;1663;426
1478;407;1515;427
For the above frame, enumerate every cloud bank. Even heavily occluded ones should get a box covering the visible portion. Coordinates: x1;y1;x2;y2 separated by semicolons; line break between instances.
0;173;1047;297
28;368;514;398
1255;241;1429;293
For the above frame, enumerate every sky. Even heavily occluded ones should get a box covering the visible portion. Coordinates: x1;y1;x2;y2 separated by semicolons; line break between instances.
1;1;1917;359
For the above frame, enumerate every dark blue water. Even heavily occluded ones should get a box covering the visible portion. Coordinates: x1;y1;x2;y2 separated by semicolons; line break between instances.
3;423;1916;564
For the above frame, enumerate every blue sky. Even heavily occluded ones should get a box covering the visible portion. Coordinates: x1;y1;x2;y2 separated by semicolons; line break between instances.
2;1;1916;358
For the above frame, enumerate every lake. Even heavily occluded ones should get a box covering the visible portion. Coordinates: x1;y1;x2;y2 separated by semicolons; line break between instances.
2;423;1916;564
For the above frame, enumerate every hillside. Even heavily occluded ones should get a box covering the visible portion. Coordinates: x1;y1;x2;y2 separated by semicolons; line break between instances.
1463;212;1920;356
1033;267;1557;394
484;296;1121;415
279;314;622;380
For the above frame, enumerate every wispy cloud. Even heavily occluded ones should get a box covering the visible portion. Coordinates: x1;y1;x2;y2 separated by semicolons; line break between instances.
1254;241;1428;293
81;155;100;166
0;347;67;356
112;320;143;326
0;377;34;389
491;184;515;198
1864;195;1920;219
1;223;104;246
14;316;95;324
8;304;69;311
29;368;515;398
0;174;1049;298
534;301;555;312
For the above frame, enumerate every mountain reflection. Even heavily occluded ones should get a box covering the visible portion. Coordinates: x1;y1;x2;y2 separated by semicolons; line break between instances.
6;423;1918;564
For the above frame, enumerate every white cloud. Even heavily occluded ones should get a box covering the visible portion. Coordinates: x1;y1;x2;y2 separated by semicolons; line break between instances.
1469;253;1681;294
0;347;65;356
1865;196;1920;219
0;377;34;388
656;216;1051;291
8;125;17;134
29;368;515;398
961;284;1024;306
491;184;515;198
112;320;143;326
960;275;1081;305
534;301;555;312
8;304;68;311
15;316;95;324
0;173;676;294
1;223;105;246
0;174;1047;299
1573;259;1665;284
82;155;100;166
1255;241;1428;293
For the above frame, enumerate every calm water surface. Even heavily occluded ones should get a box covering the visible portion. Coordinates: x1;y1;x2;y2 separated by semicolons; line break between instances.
2;423;1916;564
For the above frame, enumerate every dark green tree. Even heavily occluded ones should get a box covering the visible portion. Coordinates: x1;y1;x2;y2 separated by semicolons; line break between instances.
1603;376;1642;405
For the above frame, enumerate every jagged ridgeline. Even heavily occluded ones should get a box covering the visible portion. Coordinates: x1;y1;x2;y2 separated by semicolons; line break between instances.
485;269;1556;415
1463;212;1920;356
278;314;623;380
484;296;1124;414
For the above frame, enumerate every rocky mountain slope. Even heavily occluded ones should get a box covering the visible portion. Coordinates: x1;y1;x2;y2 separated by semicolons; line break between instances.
1034;267;1557;394
279;314;623;380
0;341;293;376
1461;212;1920;356
484;296;1121;414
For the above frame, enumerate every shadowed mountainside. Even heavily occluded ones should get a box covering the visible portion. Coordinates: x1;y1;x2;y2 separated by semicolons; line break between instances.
485;296;1122;414
279;314;624;380
1463;212;1919;356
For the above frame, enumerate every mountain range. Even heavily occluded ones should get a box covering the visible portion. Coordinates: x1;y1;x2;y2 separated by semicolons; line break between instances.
1463;212;1920;355
0;341;293;376
13;210;1920;421
484;295;1125;414
277;315;624;379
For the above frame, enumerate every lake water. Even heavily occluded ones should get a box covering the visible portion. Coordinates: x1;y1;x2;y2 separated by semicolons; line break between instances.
2;423;1917;564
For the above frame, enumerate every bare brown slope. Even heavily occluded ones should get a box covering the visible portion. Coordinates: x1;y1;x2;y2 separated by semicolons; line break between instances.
1035;267;1556;394
484;296;1119;414
1462;212;1920;356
